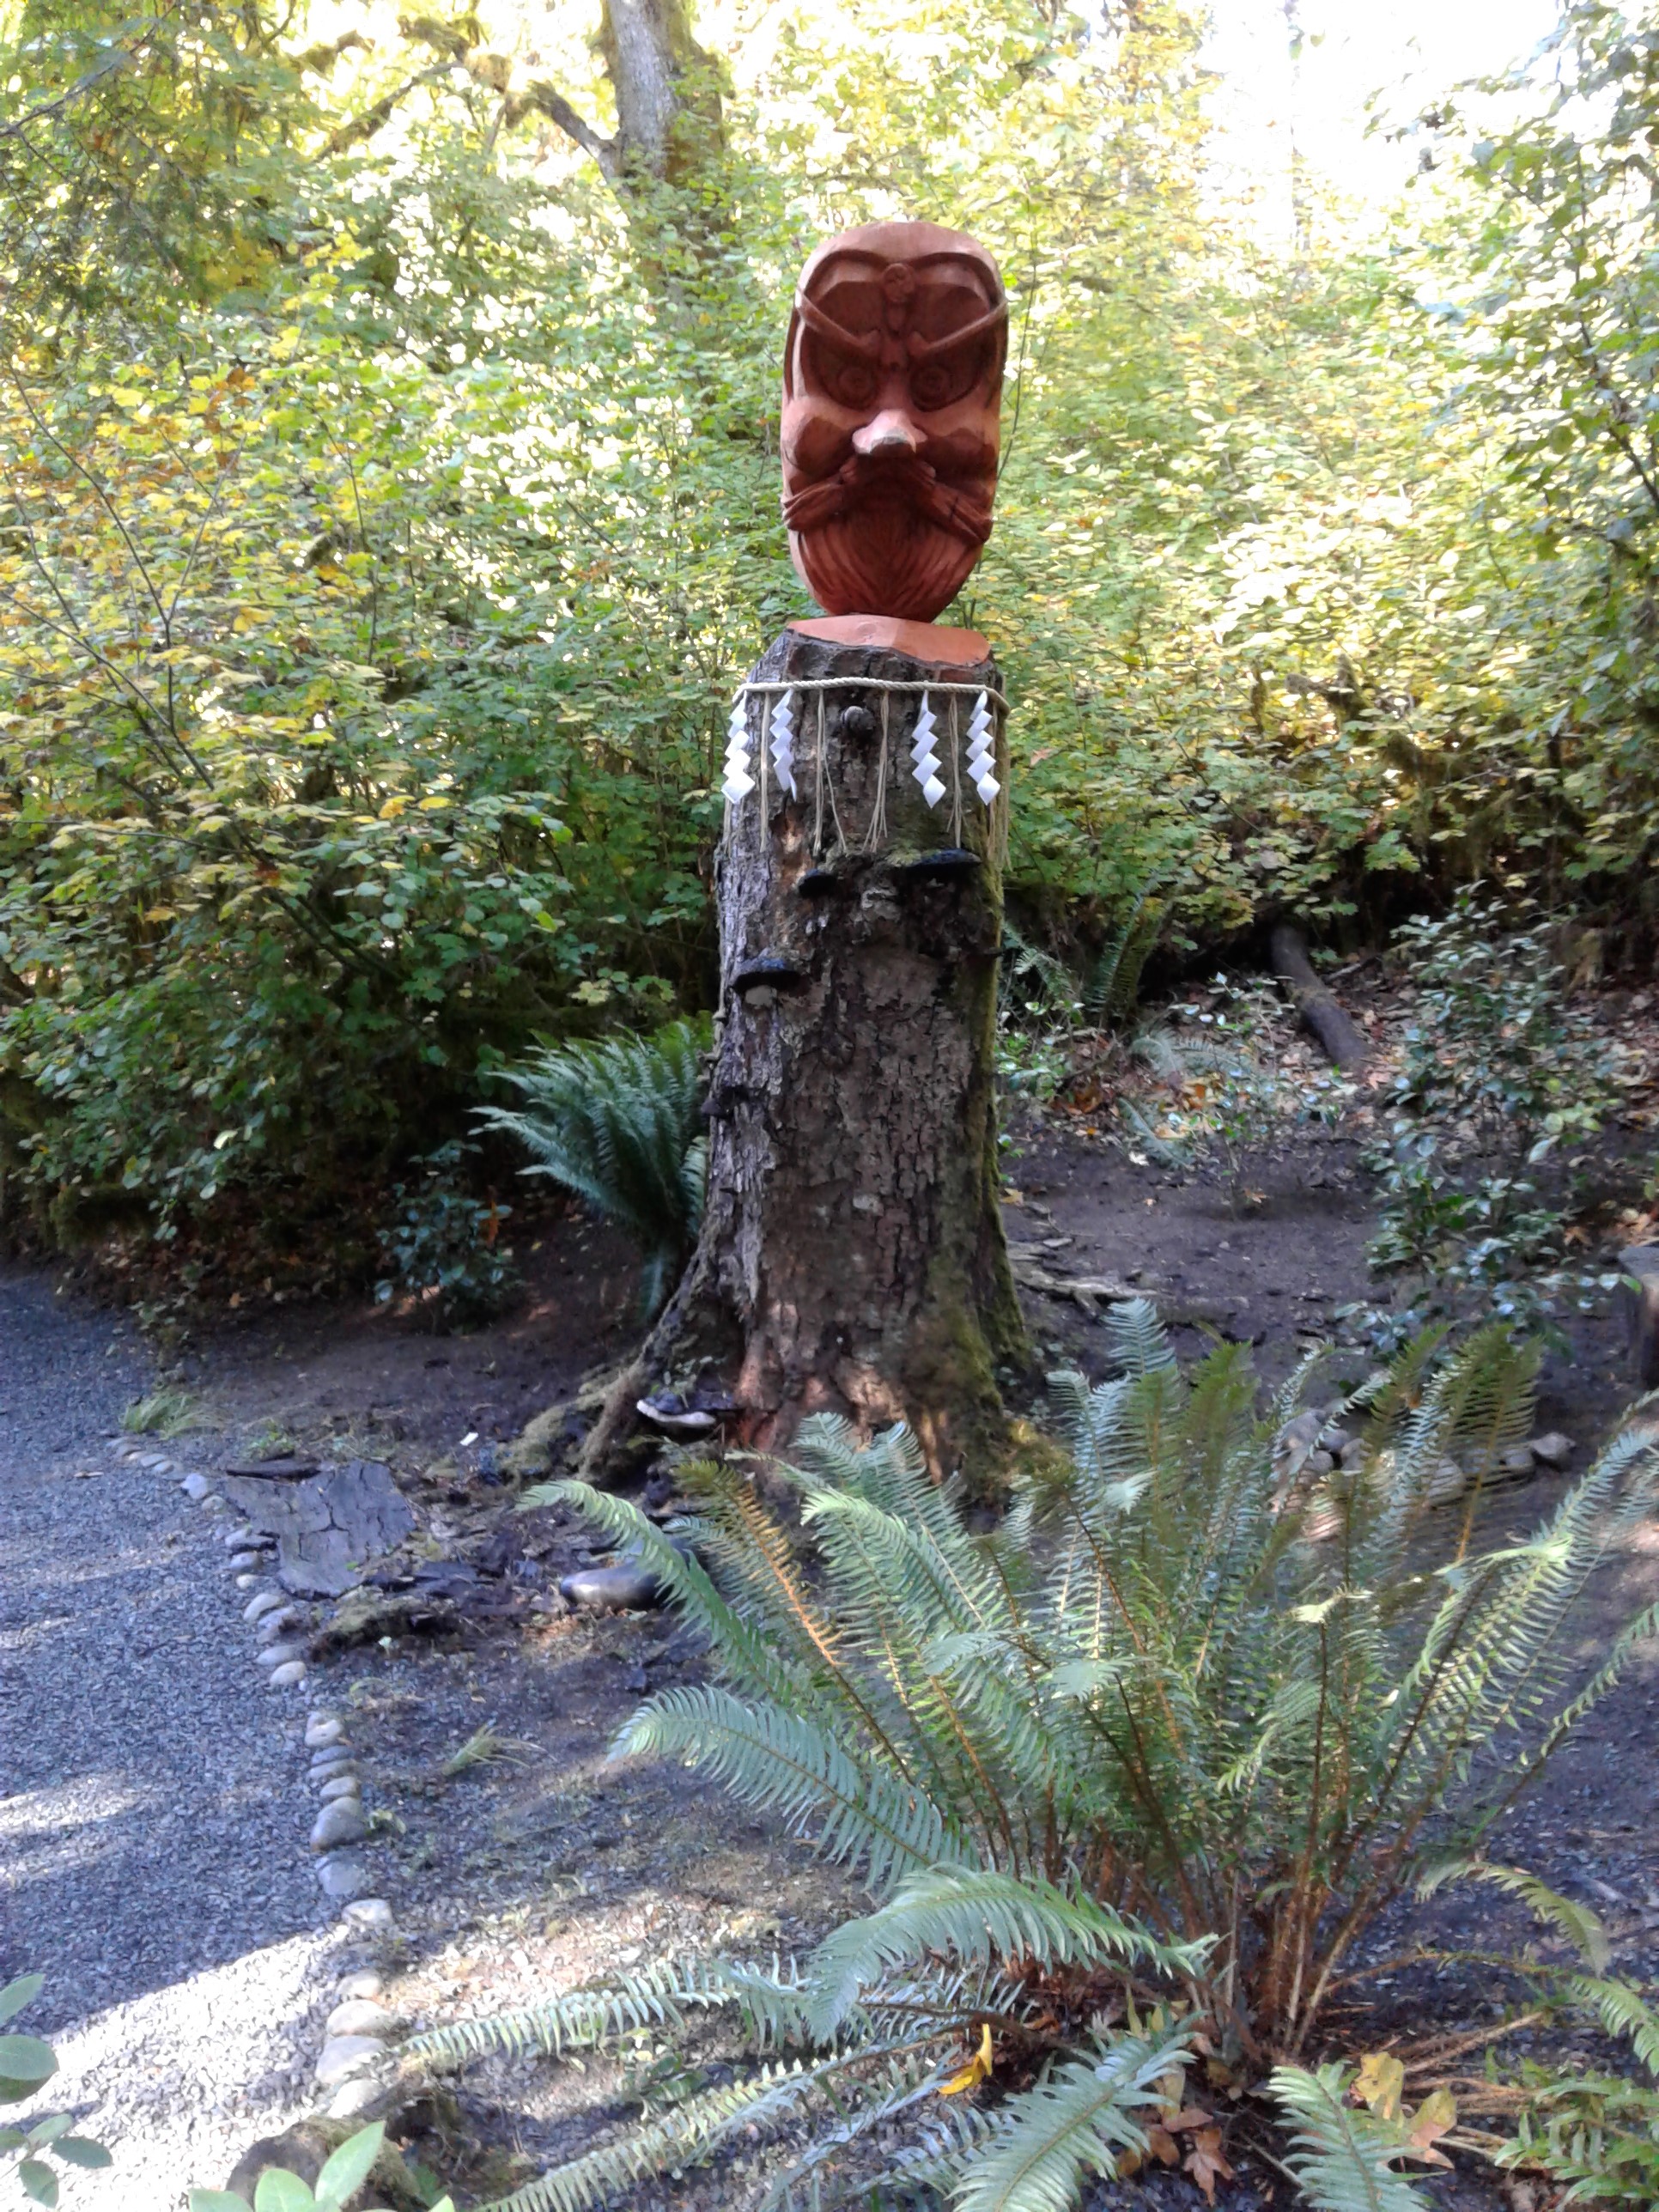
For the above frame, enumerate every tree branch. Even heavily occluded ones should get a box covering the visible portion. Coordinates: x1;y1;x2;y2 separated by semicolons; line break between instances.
502;76;619;177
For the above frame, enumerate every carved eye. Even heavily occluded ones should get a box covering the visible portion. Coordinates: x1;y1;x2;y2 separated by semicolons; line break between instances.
911;350;981;411
834;359;877;408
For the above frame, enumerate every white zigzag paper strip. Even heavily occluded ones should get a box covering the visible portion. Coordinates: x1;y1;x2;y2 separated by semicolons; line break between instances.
963;690;999;805
908;691;945;809
721;697;755;804
769;691;798;798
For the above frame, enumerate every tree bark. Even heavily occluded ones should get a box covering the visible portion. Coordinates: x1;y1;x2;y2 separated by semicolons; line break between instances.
598;627;1025;1480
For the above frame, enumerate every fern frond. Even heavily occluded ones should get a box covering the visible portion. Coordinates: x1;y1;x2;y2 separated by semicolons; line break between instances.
406;1955;808;2067
803;1867;1201;2040
477;2049;902;2212
1269;2063;1433;2212
479;1016;709;1315
616;1683;971;1891
1415;1859;1609;1972
952;2022;1192;2212
1564;1975;1659;2075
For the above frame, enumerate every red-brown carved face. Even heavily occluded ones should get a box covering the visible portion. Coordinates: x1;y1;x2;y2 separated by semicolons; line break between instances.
781;220;1006;623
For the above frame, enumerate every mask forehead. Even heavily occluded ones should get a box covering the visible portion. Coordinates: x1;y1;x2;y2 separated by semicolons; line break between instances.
805;254;997;342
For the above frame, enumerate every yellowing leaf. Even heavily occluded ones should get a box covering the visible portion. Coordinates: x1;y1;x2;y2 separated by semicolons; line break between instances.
1407;2087;1457;2165
938;2022;992;2097
1353;2052;1406;2123
417;795;453;811
378;797;410;820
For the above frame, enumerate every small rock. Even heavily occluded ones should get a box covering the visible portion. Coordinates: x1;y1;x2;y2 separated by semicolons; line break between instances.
1304;1449;1335;1479
257;1641;307;1669
306;1715;344;1749
228;1553;264;1573
1338;1440;1368;1472
336;1970;385;2001
325;1997;396;2039
310;1752;354;1781
179;1471;211;1500
256;1608;301;1644
325;2077;384;2121
1320;1426;1352;1455
269;1660;307;1688
244;1589;284;1623
341;1898;394;1932
556;1541;689;1614
1531;1432;1574;1469
319;1773;362;1803
140;1453;172;1471
234;1573;260;1590
313;2033;385;2088
1427;1458;1466;1504
1501;1445;1535;1475
312;1798;368;1851
317;1850;372;1900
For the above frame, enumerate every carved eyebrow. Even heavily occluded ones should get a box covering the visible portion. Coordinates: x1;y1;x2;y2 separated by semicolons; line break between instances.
906;300;1009;364
793;290;882;360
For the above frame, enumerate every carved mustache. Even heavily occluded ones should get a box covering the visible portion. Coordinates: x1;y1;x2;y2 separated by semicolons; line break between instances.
781;445;994;549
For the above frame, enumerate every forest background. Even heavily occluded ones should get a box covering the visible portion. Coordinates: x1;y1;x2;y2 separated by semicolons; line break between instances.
3;0;1656;1277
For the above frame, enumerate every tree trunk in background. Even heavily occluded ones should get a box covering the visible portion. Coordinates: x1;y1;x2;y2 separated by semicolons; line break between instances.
603;628;1025;1480
599;0;724;184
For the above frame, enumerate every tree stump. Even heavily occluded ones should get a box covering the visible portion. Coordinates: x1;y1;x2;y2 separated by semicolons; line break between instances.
601;625;1025;1478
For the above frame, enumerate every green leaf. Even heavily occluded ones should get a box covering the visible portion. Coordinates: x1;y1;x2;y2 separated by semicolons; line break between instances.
54;2137;112;2169
0;1978;43;2029
18;2160;59;2209
25;2115;71;2144
315;2122;384;2206
0;2036;58;2104
253;2171;316;2212
190;2192;257;2212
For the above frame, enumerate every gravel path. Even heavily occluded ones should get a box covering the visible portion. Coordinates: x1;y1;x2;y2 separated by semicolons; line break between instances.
0;1264;345;2205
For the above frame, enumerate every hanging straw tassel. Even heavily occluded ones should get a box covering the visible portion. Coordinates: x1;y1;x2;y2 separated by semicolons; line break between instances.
866;691;890;850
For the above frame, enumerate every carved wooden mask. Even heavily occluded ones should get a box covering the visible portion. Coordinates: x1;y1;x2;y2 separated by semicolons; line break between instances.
781;220;1007;623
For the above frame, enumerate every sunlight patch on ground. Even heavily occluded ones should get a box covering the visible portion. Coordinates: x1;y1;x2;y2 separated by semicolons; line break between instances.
14;1929;348;2209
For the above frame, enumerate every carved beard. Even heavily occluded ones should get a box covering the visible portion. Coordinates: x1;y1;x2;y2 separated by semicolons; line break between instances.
785;451;996;622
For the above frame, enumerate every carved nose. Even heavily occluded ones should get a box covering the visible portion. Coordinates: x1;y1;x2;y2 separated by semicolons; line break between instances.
851;410;923;458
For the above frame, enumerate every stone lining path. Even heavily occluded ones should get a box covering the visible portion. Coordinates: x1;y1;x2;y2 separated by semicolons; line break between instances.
0;1265;343;2205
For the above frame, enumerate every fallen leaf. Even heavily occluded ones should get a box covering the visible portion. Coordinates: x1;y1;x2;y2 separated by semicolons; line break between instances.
1354;2051;1406;2123
1143;2124;1180;2167
1184;2126;1235;2204
938;2022;993;2098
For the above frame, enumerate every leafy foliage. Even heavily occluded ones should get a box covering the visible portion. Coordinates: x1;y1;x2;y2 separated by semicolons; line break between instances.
1488;1972;1659;2206
477;1017;710;1316
409;1310;1659;2209
0;1974;110;2206
1268;2063;1437;2212
374;1140;517;1332
566;1310;1658;2068
7;0;1659;1267
188;2121;454;2212
1366;890;1622;1332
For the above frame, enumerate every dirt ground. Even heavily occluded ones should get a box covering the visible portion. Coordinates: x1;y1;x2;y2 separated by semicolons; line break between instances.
129;966;1659;2209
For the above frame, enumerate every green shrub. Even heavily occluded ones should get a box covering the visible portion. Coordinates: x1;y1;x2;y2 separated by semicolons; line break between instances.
374;1141;518;1332
1367;890;1620;1334
410;1309;1659;2209
1;1974;111;2204
477;1018;711;1318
